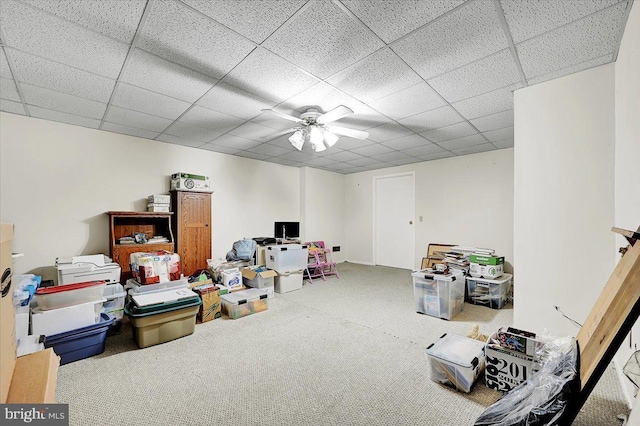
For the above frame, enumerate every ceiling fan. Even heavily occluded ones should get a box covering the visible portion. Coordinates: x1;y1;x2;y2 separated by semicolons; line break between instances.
261;105;369;152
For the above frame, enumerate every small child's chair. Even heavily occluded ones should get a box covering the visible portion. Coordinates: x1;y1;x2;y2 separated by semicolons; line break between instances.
307;241;339;280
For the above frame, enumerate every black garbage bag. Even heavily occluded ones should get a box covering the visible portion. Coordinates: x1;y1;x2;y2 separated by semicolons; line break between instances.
475;338;579;426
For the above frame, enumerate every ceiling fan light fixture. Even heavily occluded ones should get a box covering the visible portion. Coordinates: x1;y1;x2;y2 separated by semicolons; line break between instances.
309;126;324;146
288;130;304;151
324;130;339;147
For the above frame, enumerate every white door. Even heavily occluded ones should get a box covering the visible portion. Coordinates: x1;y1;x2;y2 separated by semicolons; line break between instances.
374;173;415;269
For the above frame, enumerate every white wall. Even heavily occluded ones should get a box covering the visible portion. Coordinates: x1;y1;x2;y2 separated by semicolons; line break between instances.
513;64;616;336
613;1;640;408
300;167;346;263
0;113;306;279
344;148;514;270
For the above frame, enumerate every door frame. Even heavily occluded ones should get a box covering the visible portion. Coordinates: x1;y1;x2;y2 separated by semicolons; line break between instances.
372;171;416;269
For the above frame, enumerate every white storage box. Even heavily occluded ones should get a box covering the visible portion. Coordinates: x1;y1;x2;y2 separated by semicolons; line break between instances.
125;278;189;295
466;274;512;309
266;244;308;273
469;262;504;279
411;270;464;320
15;305;29;344
35;280;106;310
31;298;105;337
263;285;275;299
102;283;126;323
485;329;543;392
57;257;121;285
222;268;242;290
220;288;269;319
274;269;304;294
147;203;170;212
148;194;170;204
426;333;486;393
170;172;210;192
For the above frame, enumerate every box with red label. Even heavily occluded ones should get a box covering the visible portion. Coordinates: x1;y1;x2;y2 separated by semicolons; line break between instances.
130;251;181;284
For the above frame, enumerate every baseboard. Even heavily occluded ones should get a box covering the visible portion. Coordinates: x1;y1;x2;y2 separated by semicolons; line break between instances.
345;260;374;266
614;356;635;408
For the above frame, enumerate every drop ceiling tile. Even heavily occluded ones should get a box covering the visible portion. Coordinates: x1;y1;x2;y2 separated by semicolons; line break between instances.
0;78;21;102
223;48;320;103
369;82;447;120
351;143;395;157
420;122;478;143
451;143;496;156
322;151;365;163
516;3;626;79
0;1;128;79
280;150;315;162
418;151;457;161
252;111;303;132
342;0;464;43
138;1;256;79
21;0;146;44
390;156;426;166
7;49;115;103
199;143;242;155
324;162;355;171
209;134;261;150
105;106;173;132
366;123;414;143
326;48;423;103
179;105;244;133
398;105;463;133
165;122;222;143
392;0;508;80
483;126;514;143
451;83;522;120
371;151;413;163
101;122;160;140
305;157;337;167
0;50;13;79
262;1;385;79
234;151;272;161
268;157;303;167
437;134;487;150
501;0;621;44
28;105;100;128
360;162;394;171
428;49;521;103
121;49;217;103
346;156;389;167
382;134;433;150
494;139;514;149
267;134;298;150
228;121;279;141
157;133;204;148
248;143;291;157
183;0;306;43
112;83;191;120
402;143;447;157
334;136;374;151
197;82;276;120
0;99;26;115
527;54;612;86
21;83;106;119
470;110;514;132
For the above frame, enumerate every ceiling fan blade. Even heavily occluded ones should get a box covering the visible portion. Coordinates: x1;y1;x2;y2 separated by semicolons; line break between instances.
317;105;354;124
261;109;303;123
326;125;369;140
260;127;299;140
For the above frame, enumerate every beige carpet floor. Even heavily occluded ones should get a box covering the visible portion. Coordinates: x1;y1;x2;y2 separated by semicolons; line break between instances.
55;263;629;425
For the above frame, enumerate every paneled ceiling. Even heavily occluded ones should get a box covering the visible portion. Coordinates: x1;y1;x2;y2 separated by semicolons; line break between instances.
0;0;632;174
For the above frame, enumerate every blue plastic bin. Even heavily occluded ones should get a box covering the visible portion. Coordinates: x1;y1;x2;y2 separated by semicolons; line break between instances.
43;313;114;365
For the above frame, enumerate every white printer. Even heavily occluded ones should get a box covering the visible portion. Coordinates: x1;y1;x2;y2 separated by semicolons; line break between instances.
56;254;121;285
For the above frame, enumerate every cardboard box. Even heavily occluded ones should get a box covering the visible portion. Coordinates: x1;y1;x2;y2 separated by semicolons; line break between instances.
241;268;277;289
1;223;15;403
222;268;242;290
148;194;170;204
469;262;504;279
193;284;221;323
469;254;504;265
170;172;210;192
485;329;543;392
7;348;59;403
130;251;181;284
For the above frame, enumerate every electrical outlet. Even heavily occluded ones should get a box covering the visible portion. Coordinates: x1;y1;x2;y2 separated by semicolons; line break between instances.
332;246;340;252
419;216;423;222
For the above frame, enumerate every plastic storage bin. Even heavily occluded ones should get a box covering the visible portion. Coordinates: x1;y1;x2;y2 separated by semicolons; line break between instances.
265;244;308;272
102;283;126;335
220;288;269;319
43;313;114;365
31;298;106;337
35;280;106;310
274;269;304;294
125;278;189;295
125;295;201;348
412;270;464;320
426;333;486;393
466;274;512;309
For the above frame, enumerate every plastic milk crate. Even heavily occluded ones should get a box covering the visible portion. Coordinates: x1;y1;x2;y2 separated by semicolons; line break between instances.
412;270;464;320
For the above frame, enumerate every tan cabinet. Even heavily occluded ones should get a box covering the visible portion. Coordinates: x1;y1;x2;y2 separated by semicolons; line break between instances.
107;211;175;281
170;190;212;277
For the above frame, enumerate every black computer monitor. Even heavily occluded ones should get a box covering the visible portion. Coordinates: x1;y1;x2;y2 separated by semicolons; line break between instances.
274;222;300;240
